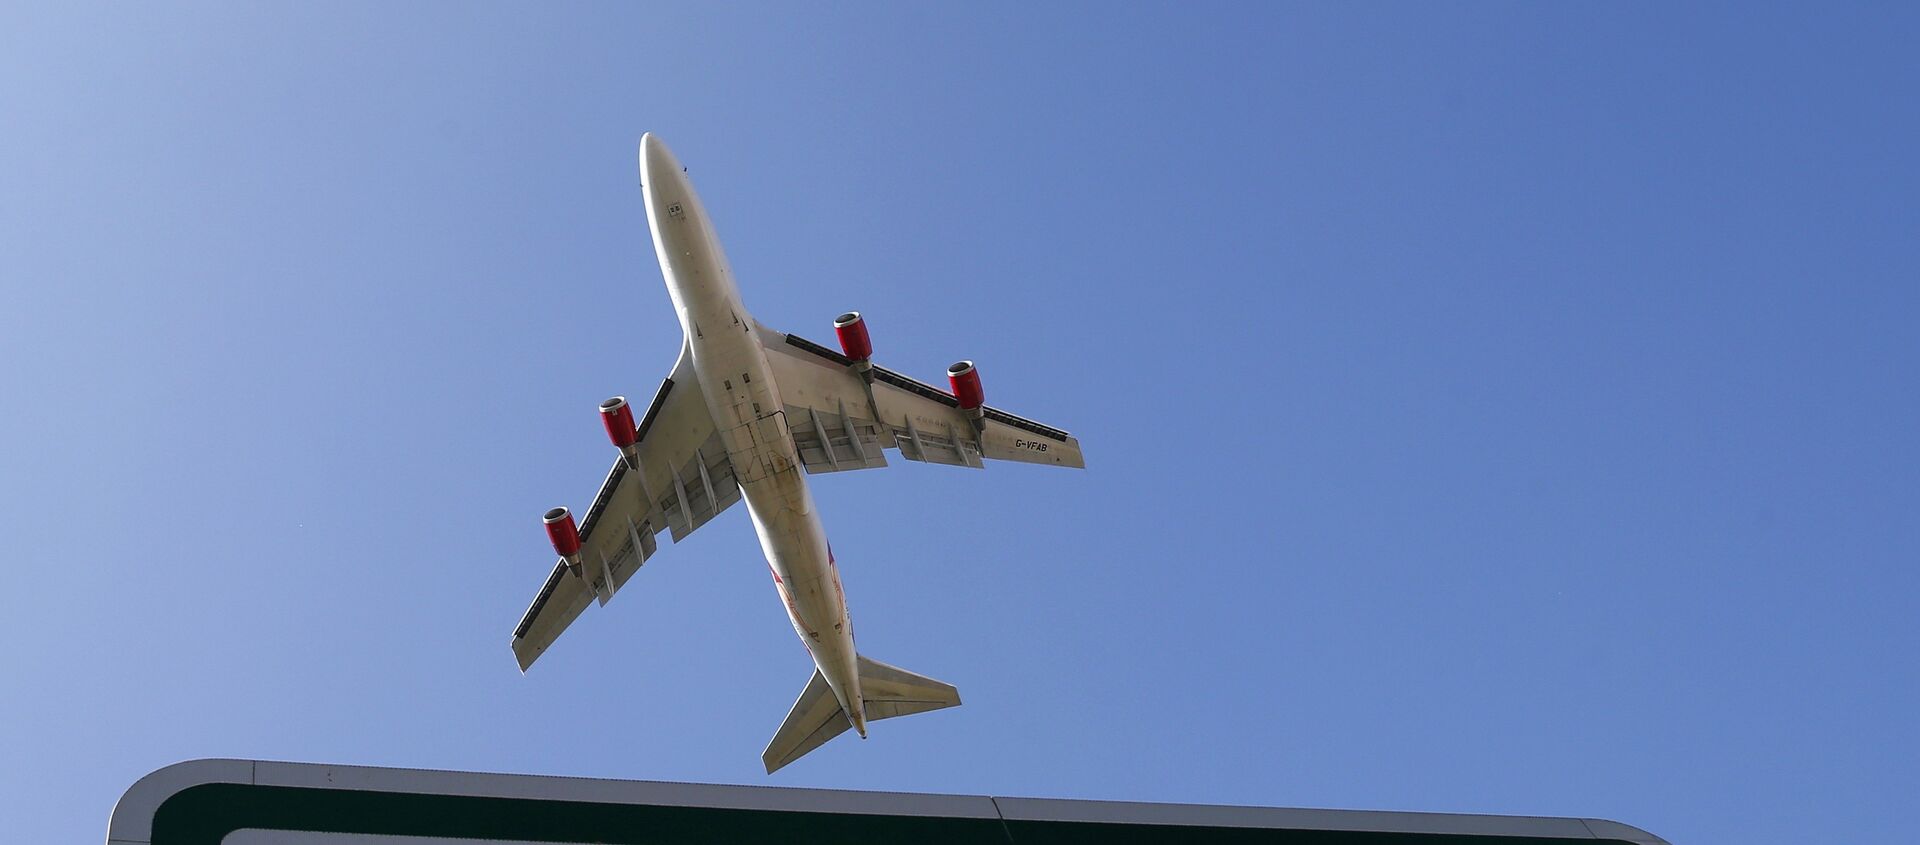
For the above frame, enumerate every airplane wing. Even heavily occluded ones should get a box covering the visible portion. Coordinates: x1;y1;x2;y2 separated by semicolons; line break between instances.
757;322;1085;474
511;340;743;671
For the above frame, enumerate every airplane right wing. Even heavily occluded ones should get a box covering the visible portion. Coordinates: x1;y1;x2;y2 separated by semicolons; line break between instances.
510;340;743;671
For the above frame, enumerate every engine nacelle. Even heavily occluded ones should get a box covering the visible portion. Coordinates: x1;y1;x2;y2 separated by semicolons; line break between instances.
834;311;874;363
600;395;646;471
600;396;638;448
543;506;583;576
947;360;985;429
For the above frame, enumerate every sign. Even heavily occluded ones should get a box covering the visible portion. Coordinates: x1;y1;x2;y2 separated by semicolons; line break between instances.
108;759;1668;845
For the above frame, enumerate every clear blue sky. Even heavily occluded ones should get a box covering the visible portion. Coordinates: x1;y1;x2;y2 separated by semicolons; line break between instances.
4;4;1916;843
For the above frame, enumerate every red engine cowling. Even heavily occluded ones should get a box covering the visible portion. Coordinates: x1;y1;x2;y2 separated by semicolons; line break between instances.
948;360;984;410
600;396;638;448
834;311;873;361
543;507;582;558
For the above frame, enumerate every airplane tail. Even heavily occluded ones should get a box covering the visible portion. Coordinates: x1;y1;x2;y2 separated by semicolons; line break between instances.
762;654;961;774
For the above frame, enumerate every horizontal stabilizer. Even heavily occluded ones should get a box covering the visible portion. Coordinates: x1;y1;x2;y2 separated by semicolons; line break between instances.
762;655;962;774
763;669;850;774
857;655;961;721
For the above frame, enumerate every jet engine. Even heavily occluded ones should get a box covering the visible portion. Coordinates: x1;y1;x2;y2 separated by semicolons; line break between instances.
947;360;985;429
544;506;584;577
600;396;643;469
834;311;875;381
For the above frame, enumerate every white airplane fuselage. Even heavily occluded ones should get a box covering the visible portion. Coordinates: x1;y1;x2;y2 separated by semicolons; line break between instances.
638;135;867;736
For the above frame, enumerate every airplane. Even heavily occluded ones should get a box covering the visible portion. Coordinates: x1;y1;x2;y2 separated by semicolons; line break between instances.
512;133;1085;773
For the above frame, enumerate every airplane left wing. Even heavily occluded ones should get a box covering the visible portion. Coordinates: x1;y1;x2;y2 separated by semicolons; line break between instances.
756;321;1085;474
511;340;743;671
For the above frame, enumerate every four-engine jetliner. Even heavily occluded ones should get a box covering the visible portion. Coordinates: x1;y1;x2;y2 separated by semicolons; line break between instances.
512;134;1085;773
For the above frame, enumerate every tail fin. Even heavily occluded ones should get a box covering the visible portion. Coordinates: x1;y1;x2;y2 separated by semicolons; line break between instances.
761;655;961;774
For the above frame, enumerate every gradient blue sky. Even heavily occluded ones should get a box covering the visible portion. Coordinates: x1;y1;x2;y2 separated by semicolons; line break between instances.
4;4;1916;844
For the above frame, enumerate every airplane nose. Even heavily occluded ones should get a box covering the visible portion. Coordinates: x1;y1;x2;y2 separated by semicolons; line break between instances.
639;132;680;185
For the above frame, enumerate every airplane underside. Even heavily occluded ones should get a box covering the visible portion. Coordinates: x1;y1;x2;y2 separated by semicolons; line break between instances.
511;133;1083;773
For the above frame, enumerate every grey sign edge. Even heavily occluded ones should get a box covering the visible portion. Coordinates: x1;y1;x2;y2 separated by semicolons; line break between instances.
106;758;1671;845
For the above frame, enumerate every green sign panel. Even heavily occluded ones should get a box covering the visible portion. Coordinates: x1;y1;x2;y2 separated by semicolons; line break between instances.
108;760;1668;845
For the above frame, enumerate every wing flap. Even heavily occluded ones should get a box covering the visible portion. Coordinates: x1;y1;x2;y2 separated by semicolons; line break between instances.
785;404;889;473
880;404;984;469
662;431;743;542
